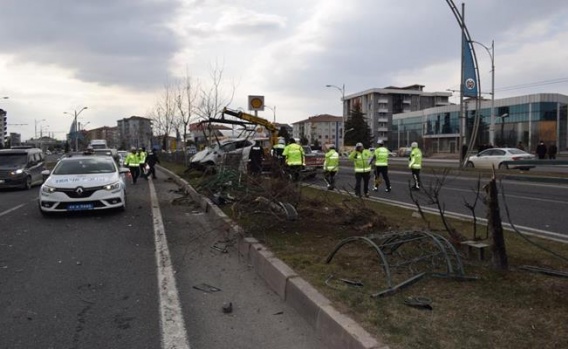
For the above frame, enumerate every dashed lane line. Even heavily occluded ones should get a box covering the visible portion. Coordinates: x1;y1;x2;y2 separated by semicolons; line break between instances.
0;203;26;217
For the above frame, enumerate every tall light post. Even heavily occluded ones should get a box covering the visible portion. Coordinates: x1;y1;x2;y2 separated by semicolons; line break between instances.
326;84;345;150
64;106;88;152
35;119;46;139
471;39;495;145
265;105;276;123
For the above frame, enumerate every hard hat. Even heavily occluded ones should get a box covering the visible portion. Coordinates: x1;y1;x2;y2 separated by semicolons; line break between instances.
355;142;363;148
411;142;418;148
278;138;285;144
377;140;384;145
131;146;136;151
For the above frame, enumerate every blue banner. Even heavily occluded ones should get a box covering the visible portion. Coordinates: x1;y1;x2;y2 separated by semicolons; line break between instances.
463;35;478;97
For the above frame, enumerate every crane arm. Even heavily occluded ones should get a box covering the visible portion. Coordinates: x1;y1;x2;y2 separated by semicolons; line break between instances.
221;107;279;145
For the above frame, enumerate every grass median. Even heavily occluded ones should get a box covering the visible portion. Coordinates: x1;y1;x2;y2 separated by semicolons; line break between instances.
161;161;568;349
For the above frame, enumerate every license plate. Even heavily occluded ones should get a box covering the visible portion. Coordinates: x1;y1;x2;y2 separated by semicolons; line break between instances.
67;203;94;211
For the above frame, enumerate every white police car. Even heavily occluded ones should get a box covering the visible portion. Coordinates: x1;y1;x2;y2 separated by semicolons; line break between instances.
39;155;128;215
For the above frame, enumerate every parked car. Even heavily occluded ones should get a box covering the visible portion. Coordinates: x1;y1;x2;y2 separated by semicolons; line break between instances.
117;150;128;167
0;147;46;190
39;155;128;215
397;147;412;157
465;147;535;170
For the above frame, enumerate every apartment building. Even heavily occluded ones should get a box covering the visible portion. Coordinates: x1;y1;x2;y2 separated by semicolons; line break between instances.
86;126;119;149
0;109;6;148
343;85;451;148
117;116;153;150
292;114;343;148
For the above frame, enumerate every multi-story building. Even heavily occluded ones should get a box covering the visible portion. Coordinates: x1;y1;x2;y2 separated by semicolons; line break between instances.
391;93;568;155
9;133;21;147
86;126;119;149
117;116;153;150
0;109;7;148
292;114;343;149
343;85;451;148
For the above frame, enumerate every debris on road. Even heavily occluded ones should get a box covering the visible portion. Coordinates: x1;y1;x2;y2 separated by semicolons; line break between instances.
193;283;222;293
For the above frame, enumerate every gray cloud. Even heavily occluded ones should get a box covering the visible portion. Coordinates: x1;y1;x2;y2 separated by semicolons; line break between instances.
0;0;180;90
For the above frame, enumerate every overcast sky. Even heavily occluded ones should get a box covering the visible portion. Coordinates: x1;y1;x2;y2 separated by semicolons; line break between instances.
1;0;567;140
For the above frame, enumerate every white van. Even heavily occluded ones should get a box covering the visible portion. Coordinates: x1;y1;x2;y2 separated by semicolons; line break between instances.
89;139;108;150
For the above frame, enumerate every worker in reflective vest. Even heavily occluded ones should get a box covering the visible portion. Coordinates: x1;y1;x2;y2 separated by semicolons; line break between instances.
282;138;304;182
408;141;423;190
348;142;372;197
138;147;148;180
371;140;391;192
323;144;339;190
271;137;286;167
124;147;140;184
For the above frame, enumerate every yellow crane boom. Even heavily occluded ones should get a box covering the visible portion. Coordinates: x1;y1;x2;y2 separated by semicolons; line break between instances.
221;107;279;146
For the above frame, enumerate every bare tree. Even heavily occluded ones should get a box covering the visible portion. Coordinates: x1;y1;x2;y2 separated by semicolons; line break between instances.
194;60;236;125
151;82;177;151
174;68;200;150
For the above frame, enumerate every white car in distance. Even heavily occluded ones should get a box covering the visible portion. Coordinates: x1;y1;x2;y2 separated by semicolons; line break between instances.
466;147;535;170
39;155;128;216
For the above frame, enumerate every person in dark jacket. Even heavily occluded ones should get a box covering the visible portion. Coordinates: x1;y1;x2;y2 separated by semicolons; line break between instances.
248;141;264;176
536;141;547;159
144;148;160;179
548;143;558;159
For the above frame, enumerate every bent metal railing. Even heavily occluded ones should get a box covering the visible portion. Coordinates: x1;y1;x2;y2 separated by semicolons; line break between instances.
325;230;472;297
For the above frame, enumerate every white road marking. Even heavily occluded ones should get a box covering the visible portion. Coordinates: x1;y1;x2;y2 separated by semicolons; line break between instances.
149;179;190;349
0;203;26;217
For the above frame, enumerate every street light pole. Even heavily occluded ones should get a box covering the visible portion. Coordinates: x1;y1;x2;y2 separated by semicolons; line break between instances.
471;39;495;145
65;107;88;152
326;84;345;150
35;119;46;139
265;105;276;123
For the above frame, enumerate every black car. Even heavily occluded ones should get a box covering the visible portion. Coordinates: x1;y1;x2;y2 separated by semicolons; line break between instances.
0;147;46;190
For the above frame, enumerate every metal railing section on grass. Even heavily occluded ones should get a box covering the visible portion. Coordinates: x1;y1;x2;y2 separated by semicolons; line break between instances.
325;230;473;297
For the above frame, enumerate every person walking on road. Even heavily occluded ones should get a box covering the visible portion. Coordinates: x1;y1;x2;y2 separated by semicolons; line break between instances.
145;147;161;179
323;144;339;190
282;138;304;182
124;147;140;184
536;141;547;159
408;142;422;190
348;142;372;197
138;147;148;180
371;140;391;192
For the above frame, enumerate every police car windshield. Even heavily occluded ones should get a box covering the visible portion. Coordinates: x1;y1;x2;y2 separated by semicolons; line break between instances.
0;154;28;166
53;158;116;175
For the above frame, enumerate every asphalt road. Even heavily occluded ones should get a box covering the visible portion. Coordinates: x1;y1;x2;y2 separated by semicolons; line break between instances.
305;164;568;242
0;172;325;349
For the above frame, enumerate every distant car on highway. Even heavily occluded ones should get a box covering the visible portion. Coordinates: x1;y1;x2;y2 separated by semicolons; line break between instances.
466;147;535;170
39;155;128;216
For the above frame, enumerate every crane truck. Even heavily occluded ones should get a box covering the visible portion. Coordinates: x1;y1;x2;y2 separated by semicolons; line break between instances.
221;107;324;178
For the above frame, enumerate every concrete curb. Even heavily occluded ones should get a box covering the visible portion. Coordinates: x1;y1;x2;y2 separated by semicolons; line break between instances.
157;165;389;349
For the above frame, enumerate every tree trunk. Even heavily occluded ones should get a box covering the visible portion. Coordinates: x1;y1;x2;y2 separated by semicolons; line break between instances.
486;176;508;270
